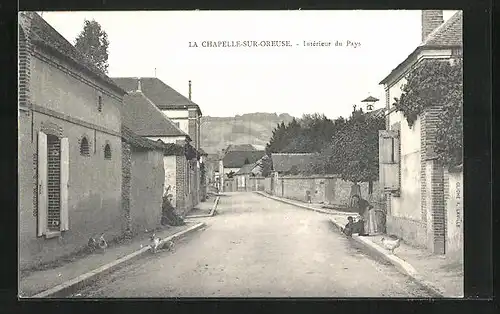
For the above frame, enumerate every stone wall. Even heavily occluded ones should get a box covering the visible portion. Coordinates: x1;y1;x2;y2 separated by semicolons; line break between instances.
174;156;199;216
121;141;132;234
129;148;164;234
252;174;382;208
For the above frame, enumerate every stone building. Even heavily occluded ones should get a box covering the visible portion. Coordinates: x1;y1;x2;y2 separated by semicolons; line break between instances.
18;12;127;269
118;82;200;216
378;10;463;259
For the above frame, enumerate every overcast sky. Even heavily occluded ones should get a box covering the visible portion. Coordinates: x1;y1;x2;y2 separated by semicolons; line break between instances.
38;10;458;119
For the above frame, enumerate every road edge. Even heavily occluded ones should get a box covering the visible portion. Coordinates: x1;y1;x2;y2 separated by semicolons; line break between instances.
185;196;220;218
254;191;352;216
31;222;207;298
328;217;445;297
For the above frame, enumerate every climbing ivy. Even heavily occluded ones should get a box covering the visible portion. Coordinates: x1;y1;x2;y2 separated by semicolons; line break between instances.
394;58;463;168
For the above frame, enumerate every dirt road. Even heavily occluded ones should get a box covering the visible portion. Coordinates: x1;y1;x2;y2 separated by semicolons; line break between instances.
74;192;432;297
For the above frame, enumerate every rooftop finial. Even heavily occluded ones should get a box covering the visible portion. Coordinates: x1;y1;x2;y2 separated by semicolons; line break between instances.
188;80;192;100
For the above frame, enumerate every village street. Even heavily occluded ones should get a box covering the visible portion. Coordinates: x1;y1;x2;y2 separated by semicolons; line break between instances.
72;192;432;298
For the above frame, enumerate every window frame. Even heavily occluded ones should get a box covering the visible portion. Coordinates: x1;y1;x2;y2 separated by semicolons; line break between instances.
80;136;90;157
104;143;112;160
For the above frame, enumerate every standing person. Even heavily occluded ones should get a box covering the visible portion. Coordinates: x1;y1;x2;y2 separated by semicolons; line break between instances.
351;195;372;236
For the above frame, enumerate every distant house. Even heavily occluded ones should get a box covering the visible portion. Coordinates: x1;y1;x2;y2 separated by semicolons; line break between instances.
270;153;320;175
117;80;190;143
234;162;260;191
119;83;199;216
378;10;463;258
112;77;203;150
221;150;266;176
113;77;204;206
18;12;127;270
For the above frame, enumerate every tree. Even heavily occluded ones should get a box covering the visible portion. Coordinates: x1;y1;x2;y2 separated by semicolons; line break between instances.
316;110;385;183
394;58;463;168
75;19;110;73
266;114;337;154
244;157;250;164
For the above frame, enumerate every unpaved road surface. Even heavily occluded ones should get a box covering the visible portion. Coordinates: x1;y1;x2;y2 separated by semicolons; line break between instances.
73;192;432;298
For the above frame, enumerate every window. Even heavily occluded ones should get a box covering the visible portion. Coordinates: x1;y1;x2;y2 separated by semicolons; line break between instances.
104;144;112;160
47;135;61;231
37;132;69;237
379;130;400;193
175;122;180;128
98;95;103;112
80;137;90;156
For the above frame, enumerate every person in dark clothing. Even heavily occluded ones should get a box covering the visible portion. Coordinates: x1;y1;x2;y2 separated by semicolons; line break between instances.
351;195;372;236
341;216;356;237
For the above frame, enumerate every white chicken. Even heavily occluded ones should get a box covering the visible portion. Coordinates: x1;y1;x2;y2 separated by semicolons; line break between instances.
381;237;401;254
97;233;108;253
150;233;161;254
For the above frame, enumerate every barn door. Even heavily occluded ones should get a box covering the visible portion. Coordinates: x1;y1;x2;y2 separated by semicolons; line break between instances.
37;132;48;236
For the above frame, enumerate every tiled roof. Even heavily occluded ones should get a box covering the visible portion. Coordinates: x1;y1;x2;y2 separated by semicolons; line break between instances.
271;153;320;173
421;11;463;47
366;108;386;119
112;77;202;115
223;150;266;168
379;11;462;85
121;91;189;138
362;96;379;102
23;12;126;96
121;125;165;151
235;163;257;175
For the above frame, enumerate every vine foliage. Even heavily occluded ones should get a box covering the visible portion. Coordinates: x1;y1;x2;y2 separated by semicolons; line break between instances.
394;57;463;168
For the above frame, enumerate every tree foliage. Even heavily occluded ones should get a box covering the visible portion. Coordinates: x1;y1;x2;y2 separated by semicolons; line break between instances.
265;114;338;154
75;19;110;73
317;110;385;183
395;58;463;168
265;109;384;183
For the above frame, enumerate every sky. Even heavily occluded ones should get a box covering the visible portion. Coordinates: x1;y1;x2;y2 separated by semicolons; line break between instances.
38;10;458;119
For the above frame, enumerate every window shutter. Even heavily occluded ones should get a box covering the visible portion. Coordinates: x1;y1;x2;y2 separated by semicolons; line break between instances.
37;132;48;237
60;138;69;231
379;130;400;192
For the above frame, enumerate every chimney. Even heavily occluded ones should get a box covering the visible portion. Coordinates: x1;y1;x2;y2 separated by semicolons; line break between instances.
136;77;141;92
422;10;444;41
188;80;192;100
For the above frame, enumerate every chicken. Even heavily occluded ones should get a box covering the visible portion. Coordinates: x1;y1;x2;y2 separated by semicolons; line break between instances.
97;233;108;253
87;237;97;253
164;240;174;251
150;233;161;254
381;237;401;254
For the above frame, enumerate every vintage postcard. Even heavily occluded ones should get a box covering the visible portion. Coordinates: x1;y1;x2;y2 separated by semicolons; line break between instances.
18;10;463;298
